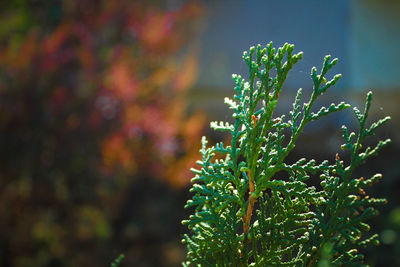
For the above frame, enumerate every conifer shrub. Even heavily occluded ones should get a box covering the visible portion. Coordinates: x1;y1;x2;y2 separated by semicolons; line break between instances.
182;42;391;266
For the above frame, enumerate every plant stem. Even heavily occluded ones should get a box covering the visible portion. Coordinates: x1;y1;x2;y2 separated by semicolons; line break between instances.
243;171;256;234
241;169;257;263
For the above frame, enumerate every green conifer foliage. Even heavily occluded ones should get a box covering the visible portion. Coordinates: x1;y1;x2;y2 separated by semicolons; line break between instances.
182;42;391;266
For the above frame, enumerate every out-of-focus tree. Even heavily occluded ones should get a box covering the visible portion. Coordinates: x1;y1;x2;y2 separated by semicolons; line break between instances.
0;0;204;266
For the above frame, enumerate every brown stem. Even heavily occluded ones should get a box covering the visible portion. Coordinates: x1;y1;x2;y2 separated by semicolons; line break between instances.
240;171;257;260
243;172;256;234
240;170;257;264
307;257;316;267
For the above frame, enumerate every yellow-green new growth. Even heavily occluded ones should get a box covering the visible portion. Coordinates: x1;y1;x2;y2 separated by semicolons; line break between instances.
182;42;390;266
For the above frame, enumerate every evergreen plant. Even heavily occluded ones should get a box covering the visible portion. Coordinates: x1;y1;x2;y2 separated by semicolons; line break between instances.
182;42;391;266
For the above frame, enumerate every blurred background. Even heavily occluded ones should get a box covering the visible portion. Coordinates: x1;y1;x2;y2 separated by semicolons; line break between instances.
0;0;399;266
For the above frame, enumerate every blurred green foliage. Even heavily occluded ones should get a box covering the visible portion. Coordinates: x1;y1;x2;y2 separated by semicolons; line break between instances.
0;0;205;266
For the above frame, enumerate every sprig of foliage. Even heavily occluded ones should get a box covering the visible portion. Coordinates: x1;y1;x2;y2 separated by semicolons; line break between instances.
111;254;125;267
182;42;390;266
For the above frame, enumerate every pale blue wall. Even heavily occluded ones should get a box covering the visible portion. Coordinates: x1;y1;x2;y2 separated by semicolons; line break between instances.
195;0;400;92
349;0;400;90
195;0;350;91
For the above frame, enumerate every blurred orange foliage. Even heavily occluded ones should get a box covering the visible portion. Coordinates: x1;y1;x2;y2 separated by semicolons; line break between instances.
0;0;205;266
